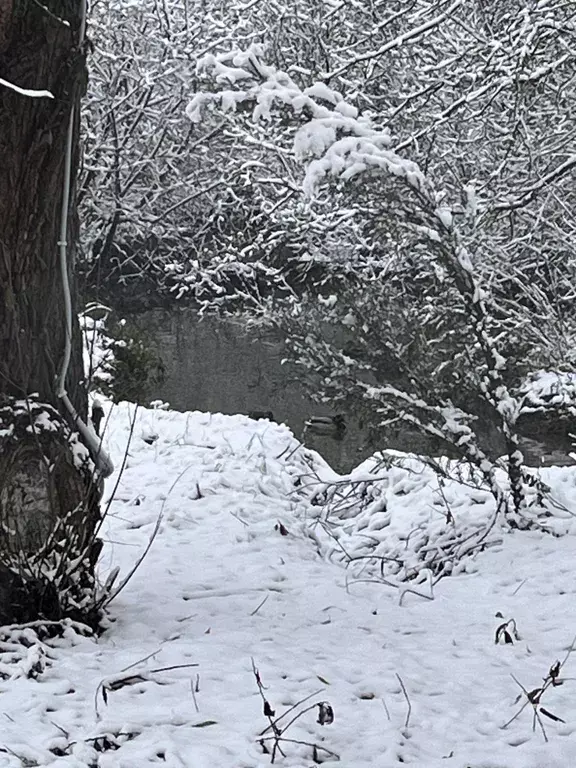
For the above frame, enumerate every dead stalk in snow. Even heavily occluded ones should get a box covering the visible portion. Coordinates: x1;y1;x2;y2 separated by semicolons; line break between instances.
190;674;200;712
251;658;339;763
104;462;195;606
501;636;576;741
396;673;412;729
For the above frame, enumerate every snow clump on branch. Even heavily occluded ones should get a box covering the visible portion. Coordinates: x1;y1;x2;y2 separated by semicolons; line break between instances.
187;45;434;202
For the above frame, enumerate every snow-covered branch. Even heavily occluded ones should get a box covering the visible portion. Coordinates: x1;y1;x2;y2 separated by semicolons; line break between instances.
188;45;434;202
323;0;463;81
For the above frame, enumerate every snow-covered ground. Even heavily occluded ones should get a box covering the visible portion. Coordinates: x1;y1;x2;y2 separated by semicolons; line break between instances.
2;404;576;767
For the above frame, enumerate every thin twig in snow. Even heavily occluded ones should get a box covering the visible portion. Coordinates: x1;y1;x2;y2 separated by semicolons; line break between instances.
190;676;200;712
250;594;270;615
396;674;412;729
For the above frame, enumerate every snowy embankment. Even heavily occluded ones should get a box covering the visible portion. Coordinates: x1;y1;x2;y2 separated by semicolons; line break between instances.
2;404;576;767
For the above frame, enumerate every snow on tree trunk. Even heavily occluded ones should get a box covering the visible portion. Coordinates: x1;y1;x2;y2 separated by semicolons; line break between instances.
0;1;102;626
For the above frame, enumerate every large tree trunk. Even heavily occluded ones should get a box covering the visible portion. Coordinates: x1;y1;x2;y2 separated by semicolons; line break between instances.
0;1;102;627
0;0;86;411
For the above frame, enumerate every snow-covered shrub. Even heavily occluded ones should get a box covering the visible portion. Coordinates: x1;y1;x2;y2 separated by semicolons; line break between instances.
82;307;165;405
188;21;576;522
187;48;516;519
311;451;558;588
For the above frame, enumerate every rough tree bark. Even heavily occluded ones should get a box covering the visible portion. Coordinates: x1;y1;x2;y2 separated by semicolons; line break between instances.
0;1;102;626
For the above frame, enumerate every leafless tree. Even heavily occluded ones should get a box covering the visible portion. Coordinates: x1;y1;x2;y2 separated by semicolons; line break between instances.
188;0;576;520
